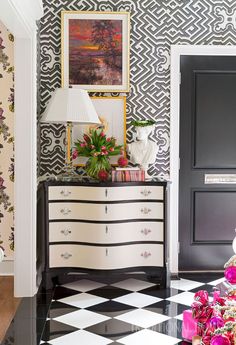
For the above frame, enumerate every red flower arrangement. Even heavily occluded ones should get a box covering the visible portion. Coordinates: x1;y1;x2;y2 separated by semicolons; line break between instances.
73;128;123;180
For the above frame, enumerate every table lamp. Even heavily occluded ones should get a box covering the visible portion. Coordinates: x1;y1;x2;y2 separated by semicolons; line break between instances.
40;88;100;180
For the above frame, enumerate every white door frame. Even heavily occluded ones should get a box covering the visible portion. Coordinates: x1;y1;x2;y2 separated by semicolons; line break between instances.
169;45;236;274
0;0;43;296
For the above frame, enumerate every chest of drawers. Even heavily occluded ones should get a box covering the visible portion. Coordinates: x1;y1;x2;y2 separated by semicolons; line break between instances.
37;181;167;289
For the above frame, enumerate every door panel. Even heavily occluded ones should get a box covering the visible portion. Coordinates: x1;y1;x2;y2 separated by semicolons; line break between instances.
193;72;236;168
179;56;236;270
193;191;236;243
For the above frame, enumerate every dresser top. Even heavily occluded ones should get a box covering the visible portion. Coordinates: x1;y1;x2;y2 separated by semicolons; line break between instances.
39;179;168;188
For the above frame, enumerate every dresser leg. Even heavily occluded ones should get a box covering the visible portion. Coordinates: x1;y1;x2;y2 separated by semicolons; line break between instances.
160;269;167;289
42;271;55;290
146;268;167;288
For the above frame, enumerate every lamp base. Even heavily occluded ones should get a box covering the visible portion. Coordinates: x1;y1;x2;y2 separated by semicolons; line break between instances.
56;170;81;182
55;162;81;181
57;122;82;182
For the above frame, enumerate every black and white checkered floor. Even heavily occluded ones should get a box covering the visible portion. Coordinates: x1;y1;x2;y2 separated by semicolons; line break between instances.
37;274;225;345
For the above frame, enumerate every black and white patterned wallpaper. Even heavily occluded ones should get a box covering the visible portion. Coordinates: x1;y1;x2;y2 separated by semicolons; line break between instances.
39;0;236;177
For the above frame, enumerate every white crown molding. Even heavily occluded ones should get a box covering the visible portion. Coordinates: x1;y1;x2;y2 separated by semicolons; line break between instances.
0;0;43;37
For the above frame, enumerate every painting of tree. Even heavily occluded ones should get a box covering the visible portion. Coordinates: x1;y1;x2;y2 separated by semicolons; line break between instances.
68;18;122;85
91;20;122;71
62;11;130;91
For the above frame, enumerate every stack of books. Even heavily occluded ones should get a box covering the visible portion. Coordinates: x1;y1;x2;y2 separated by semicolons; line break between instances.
112;167;145;182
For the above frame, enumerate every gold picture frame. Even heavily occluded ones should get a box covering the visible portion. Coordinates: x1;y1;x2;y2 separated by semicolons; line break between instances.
69;96;127;167
61;11;130;92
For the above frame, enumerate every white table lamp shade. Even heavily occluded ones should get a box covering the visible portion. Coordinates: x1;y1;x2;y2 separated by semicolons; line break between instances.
41;88;100;124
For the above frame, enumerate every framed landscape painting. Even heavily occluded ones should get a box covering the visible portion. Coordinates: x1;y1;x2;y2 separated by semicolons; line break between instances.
61;11;130;92
70;96;126;166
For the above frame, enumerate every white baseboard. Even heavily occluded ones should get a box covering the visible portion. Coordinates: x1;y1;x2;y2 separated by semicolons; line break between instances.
0;260;14;275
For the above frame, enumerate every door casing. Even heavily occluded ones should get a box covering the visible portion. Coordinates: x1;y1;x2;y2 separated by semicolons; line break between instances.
170;45;236;274
0;0;43;297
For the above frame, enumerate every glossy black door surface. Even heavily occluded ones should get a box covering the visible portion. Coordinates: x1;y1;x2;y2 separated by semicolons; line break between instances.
179;55;236;270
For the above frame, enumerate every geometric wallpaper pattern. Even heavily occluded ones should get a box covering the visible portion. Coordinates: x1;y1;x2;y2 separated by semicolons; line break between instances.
39;0;236;177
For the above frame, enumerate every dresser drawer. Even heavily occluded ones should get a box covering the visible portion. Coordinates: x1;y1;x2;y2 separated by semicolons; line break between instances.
49;221;164;243
48;185;164;201
49;244;164;269
49;202;163;221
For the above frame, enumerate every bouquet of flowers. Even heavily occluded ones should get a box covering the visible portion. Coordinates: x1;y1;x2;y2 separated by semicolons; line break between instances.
73;128;123;180
190;290;236;345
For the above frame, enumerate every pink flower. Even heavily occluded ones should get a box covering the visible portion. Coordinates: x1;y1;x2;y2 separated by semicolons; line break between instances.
80;142;86;147
93;152;98;157
109;147;114;152
83;134;90;142
90;145;95;149
100;131;105;137
101;152;105;155
118;156;128;167
72;150;78;160
104;151;109;155
106;137;111;142
98;169;109;181
101;146;106;150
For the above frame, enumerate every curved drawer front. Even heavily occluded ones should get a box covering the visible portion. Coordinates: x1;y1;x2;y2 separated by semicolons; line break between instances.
48;185;164;201
49;202;163;221
49;221;164;243
49;244;164;269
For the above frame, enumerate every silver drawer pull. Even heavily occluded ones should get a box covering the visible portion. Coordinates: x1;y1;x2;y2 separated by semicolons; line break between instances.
141;251;151;259
105;189;108;197
141;189;151;197
141;228;152;235
105;205;108;214
60;190;71;197
105;225;108;234
60;208;71;215
60;229;71;236
106;248;108;256
61;252;72;259
141;208;151;214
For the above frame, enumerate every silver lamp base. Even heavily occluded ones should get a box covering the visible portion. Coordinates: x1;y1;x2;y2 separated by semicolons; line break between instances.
56;165;81;182
56;121;82;182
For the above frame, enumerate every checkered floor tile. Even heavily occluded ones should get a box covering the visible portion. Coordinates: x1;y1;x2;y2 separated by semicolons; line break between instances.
38;274;224;345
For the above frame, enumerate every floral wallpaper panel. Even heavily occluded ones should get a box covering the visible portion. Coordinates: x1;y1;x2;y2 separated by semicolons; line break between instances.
0;20;14;260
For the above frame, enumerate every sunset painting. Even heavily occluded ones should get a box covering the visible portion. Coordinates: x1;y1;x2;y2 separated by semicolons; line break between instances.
68;18;123;86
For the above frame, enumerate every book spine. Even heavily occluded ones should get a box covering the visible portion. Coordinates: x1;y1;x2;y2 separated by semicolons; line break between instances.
112;170;145;182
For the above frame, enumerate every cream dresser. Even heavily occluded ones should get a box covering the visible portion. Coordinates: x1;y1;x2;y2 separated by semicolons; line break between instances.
37;181;167;289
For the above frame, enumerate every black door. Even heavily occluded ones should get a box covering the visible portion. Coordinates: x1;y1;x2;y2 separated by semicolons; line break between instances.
179;55;236;271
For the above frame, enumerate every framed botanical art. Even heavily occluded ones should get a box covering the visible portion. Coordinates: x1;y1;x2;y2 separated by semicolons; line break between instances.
61;11;130;92
70;96;126;166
